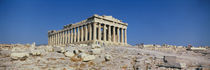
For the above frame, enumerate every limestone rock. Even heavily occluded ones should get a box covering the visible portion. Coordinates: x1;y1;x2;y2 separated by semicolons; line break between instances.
0;50;11;57
89;48;102;55
31;42;36;48
45;46;53;52
64;51;74;57
79;44;88;47
180;63;186;68
83;55;95;62
11;47;25;52
78;53;95;62
54;47;65;53
31;50;44;56
73;49;83;55
105;54;112;61
10;52;29;60
91;44;101;49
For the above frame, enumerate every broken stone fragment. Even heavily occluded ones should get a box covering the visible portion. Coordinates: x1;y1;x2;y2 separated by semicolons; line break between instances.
73;49;83;55
30;49;45;56
91;44;101;49
54;47;65;53
159;56;181;69
0;50;11;57
105;54;111;61
64;51;74;57
89;48;102;55
31;50;41;56
10;52;29;60
79;44;88;47
179;63;187;68
78;53;95;62
31;42;36;47
134;65;142;70
45;46;53;52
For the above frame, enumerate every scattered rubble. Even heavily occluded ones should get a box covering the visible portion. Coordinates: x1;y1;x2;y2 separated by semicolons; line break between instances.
0;44;210;70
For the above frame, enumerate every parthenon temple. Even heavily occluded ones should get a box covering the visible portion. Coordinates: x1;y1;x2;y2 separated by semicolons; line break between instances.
48;14;128;46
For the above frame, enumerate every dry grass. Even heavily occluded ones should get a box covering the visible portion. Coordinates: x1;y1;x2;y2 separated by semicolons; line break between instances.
47;58;56;61
121;65;127;70
88;61;95;66
101;60;106;64
59;58;65;60
70;56;82;62
80;63;86;68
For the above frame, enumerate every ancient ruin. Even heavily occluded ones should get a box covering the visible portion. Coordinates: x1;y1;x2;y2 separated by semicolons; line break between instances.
48;14;128;46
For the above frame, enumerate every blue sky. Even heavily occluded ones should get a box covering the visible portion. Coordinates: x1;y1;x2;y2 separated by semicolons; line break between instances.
0;0;210;46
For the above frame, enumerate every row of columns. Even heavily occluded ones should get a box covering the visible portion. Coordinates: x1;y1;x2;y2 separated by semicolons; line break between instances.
48;22;127;45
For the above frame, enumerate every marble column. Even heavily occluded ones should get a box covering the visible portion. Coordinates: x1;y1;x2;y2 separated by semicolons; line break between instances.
85;25;88;41
60;32;62;45
74;28;76;43
121;28;124;43
93;23;96;41
60;32;63;45
81;26;84;41
117;27;120;43
77;27;80;42
53;34;55;45
113;27;115;43
65;30;68;44
51;34;54;45
57;32;59;45
103;24;106;41
98;23;101;41
108;25;111;42
48;35;50;45
54;34;56;45
124;29;127;44
55;33;57;45
88;24;92;40
56;33;58;45
58;32;60;45
50;35;52;45
63;31;65;45
53;35;54;45
71;29;73;43
68;29;70;44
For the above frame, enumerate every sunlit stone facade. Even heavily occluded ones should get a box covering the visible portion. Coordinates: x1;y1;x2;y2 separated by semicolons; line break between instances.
48;14;128;45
